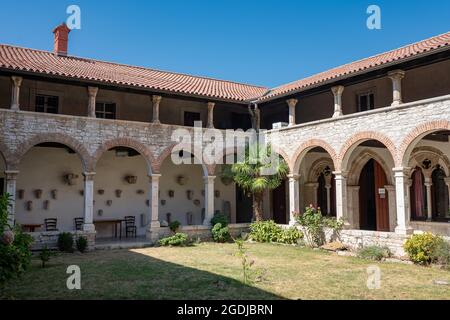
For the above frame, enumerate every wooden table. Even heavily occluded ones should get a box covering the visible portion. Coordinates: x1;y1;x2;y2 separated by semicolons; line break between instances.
22;224;43;232
94;219;124;238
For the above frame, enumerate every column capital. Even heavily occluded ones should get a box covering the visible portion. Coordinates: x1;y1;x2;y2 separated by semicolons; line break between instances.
87;86;99;97
331;85;345;96
393;167;411;176
388;69;405;80
287;173;300;181
148;173;162;182
384;184;395;191
207;101;215;108
286;98;298;108
83;172;96;180
152;95;162;105
444;177;450;186
204;175;216;183
332;171;348;178
11;76;23;87
4;170;19;180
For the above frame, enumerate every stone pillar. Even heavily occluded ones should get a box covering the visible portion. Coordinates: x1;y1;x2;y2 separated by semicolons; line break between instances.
5;170;19;227
203;176;215;225
10;76;23;111
385;185;397;232
149;174;161;228
424;177;433;221
207;102;215;128
347;185;360;228
287;174;300;224
254;107;261;130
445;178;450;216
331;85;344;118
388;70;405;106
334;171;348;223
83;172;96;231
325;184;332;215
87;87;98;118
152;95;162;124
393;167;413;235
286;99;298;126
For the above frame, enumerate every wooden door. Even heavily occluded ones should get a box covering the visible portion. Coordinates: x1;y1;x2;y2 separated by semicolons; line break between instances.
374;161;390;231
272;182;287;224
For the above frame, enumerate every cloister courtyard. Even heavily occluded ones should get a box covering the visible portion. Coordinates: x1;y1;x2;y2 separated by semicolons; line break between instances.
2;242;449;300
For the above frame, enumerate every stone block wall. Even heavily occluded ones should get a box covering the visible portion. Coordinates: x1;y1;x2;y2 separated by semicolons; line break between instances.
30;230;96;251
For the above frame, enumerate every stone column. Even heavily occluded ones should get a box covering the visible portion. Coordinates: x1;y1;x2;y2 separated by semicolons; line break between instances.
149;174;161;228
5;170;19;227
10;76;23;111
287;174;300;224
393;167;413;235
424;177;433;221
385;185;396;232
286;99;298;126
331;85;344;118
152;95;162;124
325;184;332;215
83;172;96;231
445;178;450;216
347;185;360;228
334;171;348;222
388;70;405;106
203;176;215;225
87;87;98;118
207;102;215;128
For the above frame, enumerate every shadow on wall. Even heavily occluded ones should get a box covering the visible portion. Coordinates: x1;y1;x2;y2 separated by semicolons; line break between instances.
2;248;281;300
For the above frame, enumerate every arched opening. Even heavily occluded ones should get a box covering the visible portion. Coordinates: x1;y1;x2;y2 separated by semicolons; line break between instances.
432;166;450;221
94;146;150;238
292;144;337;217
344;138;395;231
158;150;225;226
358;159;389;231
0;151;5;195
16;142;84;232
410;167;427;221
405;130;450;224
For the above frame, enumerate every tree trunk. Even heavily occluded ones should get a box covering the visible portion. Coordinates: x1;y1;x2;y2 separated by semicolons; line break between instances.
253;192;264;221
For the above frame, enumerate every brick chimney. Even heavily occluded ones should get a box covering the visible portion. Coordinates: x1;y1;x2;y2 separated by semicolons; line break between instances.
53;23;71;56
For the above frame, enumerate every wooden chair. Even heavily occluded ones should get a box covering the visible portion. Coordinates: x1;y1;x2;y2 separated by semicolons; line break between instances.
44;218;58;232
124;216;137;238
74;217;84;231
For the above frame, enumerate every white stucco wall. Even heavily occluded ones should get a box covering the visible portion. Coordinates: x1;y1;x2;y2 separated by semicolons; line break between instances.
14;147;237;238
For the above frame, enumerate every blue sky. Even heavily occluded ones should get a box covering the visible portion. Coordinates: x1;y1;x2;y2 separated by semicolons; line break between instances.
0;0;449;88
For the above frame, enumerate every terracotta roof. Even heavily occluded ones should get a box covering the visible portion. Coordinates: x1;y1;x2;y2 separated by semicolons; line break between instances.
0;44;268;102
0;31;449;103
258;31;450;102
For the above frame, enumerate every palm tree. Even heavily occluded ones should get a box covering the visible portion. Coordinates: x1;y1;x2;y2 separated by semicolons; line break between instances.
223;144;288;221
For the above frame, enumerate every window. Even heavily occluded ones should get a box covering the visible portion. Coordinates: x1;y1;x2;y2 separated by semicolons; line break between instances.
357;92;375;112
96;102;116;119
184;111;201;127
431;166;450;221
35;95;59;114
0;178;4;195
410;167;427;220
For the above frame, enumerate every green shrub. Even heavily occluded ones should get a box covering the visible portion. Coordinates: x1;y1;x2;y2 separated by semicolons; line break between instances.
38;245;55;268
76;236;88;253
211;213;229;227
404;232;444;265
250;220;282;243
357;245;391;261
57;232;74;253
159;233;188;246
169;220;181;233
249;220;303;244
278;227;303;245
212;223;231;243
295;205;343;247
431;240;450;268
0;194;33;285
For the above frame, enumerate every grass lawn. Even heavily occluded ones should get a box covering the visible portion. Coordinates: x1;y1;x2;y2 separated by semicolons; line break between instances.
1;242;450;300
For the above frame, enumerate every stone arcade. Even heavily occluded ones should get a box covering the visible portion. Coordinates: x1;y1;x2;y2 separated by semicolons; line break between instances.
1;24;450;255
